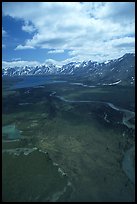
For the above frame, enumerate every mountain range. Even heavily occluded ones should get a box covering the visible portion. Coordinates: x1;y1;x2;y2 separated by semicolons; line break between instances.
2;53;135;86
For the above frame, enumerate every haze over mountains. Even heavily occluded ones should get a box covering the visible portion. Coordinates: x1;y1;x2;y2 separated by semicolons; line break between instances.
2;53;135;86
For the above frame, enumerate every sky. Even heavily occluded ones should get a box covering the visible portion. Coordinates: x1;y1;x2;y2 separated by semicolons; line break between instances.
2;2;135;68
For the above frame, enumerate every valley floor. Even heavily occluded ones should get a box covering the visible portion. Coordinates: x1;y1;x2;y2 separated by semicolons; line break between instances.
2;76;135;202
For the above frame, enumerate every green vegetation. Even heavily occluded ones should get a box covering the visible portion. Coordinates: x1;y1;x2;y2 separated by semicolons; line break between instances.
2;77;135;202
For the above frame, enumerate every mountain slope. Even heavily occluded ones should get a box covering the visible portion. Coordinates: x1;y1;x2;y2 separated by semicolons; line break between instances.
2;53;135;85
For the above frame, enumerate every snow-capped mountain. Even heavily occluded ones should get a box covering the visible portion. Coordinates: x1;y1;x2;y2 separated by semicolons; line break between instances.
2;53;135;85
2;63;60;76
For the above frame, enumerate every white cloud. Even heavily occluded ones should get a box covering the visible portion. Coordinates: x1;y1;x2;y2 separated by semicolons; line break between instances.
44;58;63;66
2;60;40;69
48;49;64;54
15;45;35;50
94;2;135;23
2;44;6;48
2;2;135;61
2;28;7;37
22;21;36;33
12;58;21;61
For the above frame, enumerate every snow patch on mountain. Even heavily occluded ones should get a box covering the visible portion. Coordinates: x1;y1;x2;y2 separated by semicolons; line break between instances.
2;53;135;86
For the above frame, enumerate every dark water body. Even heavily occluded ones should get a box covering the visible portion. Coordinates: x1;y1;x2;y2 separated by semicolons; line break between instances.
9;75;67;90
8;75;98;90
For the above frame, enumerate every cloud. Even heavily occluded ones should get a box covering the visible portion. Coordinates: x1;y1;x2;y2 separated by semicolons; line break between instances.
2;28;7;37
48;49;64;54
95;2;135;23
15;45;35;50
12;58;21;61
2;2;135;61
2;60;40;69
2;44;6;48
22;21;36;33
109;36;135;48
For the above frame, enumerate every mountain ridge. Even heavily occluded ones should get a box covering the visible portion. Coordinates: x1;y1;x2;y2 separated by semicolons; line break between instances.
2;53;135;86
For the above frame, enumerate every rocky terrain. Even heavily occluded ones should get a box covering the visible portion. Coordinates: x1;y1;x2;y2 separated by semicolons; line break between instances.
2;53;135;86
